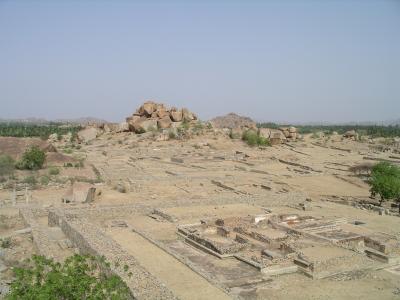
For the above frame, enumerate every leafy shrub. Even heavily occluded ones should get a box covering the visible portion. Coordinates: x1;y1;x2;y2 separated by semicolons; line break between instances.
229;130;241;139
6;254;130;300
16;146;46;170
369;162;400;207
22;175;37;186
0;155;15;176
63;148;73;154
1;237;11;248
242;130;270;147
181;121;190;131
74;162;83;168
40;175;50;185
192;122;204;132
48;166;60;175
168;130;177;139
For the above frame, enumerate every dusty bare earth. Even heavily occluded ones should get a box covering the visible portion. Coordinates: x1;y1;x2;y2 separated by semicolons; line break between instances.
1;129;400;299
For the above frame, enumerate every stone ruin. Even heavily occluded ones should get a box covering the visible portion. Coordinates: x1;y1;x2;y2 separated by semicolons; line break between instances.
178;213;400;278
120;101;198;133
259;126;300;145
62;182;96;204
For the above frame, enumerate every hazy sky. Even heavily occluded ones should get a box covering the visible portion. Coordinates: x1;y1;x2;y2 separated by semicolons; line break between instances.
1;0;399;123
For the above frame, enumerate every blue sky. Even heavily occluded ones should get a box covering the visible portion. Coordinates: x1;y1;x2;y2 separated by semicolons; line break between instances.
0;0;399;123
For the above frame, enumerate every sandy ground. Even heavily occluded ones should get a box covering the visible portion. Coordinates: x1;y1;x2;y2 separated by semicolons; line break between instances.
1;131;400;299
109;228;230;300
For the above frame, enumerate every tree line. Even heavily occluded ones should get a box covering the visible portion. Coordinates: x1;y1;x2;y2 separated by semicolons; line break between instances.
0;122;81;139
257;123;400;138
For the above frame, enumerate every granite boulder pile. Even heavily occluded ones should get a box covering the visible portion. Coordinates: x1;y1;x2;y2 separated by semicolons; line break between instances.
124;101;198;133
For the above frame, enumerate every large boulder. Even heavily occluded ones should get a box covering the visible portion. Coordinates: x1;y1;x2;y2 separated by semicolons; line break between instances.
77;127;99;143
343;130;357;138
157;116;172;129
280;127;290;138
156;107;170;118
258;128;271;139
135;119;158;133
170;110;183;122
269;129;286;145
126;115;143;131
182;108;196;122
141;101;156;116
48;133;58;143
116;122;130;133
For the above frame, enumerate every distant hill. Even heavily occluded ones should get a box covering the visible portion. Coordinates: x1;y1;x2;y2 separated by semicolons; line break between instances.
54;117;109;125
0;117;49;124
384;118;400;126
210;113;256;129
0;117;109;126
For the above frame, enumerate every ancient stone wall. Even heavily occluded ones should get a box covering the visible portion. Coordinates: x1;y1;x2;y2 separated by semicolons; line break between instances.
56;212;176;300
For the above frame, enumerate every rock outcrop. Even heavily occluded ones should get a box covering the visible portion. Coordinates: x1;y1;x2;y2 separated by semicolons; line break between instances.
259;126;299;144
77;127;101;143
125;101;197;133
343;130;358;140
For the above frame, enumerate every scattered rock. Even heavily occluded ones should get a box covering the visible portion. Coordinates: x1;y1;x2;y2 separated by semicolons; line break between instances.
48;133;58;143
77;127;100;143
258;128;271;139
116;122;130;133
343;130;358;140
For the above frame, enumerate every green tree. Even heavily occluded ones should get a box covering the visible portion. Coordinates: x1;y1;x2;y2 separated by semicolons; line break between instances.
6;254;131;300
242;130;270;147
16;146;46;170
369;162;400;212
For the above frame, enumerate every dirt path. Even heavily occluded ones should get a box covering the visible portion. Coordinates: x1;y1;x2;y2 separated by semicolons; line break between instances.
110;228;231;300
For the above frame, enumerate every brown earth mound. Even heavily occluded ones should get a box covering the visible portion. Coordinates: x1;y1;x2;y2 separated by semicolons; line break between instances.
0;136;75;166
0;137;49;160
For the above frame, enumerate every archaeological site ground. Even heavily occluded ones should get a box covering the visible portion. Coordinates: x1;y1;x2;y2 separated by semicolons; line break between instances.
1;102;400;299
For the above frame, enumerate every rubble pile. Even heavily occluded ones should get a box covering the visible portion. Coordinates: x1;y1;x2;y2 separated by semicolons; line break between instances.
258;126;300;145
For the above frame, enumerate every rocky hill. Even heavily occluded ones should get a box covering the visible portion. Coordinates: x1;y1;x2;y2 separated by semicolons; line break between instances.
123;101;198;133
210;113;256;129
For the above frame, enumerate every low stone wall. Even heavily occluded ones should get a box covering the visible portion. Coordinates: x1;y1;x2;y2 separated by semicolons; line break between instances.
57;213;177;300
19;208;60;260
